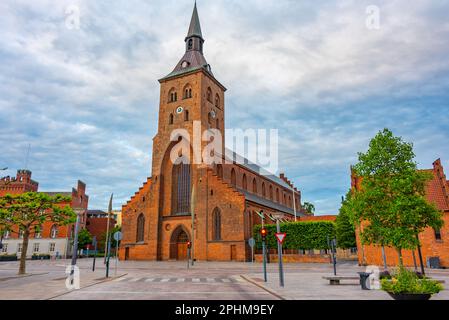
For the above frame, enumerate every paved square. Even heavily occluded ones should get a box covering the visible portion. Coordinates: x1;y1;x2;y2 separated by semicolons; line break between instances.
1;259;448;300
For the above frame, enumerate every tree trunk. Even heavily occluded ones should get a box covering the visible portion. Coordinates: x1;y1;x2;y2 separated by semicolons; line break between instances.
19;229;30;275
397;248;403;267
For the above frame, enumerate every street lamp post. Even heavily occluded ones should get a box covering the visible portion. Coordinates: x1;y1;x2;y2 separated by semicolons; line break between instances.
70;208;84;284
273;212;285;287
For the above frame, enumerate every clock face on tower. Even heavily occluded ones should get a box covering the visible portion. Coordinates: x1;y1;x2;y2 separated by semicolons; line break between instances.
176;106;184;114
181;61;189;68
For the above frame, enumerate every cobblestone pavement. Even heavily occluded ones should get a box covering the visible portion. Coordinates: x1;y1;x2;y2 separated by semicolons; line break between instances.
1;259;448;300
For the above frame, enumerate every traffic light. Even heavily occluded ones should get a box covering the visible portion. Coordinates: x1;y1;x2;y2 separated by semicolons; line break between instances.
187;241;192;249
260;228;267;241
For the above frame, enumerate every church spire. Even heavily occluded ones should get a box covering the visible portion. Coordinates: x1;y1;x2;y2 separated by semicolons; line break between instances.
185;2;204;53
186;2;203;40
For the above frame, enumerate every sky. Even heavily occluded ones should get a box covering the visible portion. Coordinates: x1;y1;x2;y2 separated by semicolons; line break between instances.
0;0;448;214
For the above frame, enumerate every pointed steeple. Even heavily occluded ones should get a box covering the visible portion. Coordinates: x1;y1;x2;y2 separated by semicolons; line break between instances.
186;2;203;40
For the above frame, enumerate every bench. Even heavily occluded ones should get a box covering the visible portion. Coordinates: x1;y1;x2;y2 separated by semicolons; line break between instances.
323;276;359;285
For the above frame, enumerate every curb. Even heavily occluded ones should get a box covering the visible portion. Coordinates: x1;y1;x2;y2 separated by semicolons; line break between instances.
240;275;286;300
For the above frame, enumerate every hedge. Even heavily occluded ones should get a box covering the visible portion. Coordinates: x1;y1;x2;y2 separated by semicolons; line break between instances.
253;221;336;250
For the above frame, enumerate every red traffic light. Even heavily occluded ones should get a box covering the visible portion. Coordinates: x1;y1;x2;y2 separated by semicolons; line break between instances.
260;228;267;237
187;241;192;248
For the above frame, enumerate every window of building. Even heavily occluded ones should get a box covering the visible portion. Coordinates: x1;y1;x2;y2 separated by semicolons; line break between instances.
188;39;193;50
242;174;247;190
169;113;174;125
262;183;266;197
212;208;222;241
33;243;40;253
136;214;145;243
1;244;7;253
50;225;58;239
276;189;280;202
252;179;257;193
217;164;223;179
207;87;212;102
231;168;236;186
172;163;191;215
169;89;177;103
269;185;273;201
215;94;220;109
183;86;192;99
184;110;189;121
49;243;56;252
216;118;219;129
434;228;442;241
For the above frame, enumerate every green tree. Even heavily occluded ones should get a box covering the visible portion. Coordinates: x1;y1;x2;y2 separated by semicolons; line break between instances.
351;128;443;266
0;192;76;274
303;202;315;215
336;198;356;249
77;228;93;249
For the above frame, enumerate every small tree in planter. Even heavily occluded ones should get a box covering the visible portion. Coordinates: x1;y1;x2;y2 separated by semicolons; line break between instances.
381;267;443;300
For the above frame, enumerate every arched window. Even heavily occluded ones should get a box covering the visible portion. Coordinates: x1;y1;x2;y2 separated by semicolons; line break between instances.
184;110;189;121
276;188;280;202
172;163;191;215
208;111;213;125
231;168;236;186
217;164;223;179
215;94;220;108
212;208;222;240
168;88;177;102
262;182;266;197
188;39;193;50
169;113;174;125
207;87;212;102
242;174;247;190
269;185;273;200
252;178;257;193
50;225;58;239
216;118;219;129
136;214;145;242
183;85;192;99
288;196;292;207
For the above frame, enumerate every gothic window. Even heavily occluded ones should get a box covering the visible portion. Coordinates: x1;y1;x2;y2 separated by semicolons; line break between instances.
169;113;174;125
269;185;273;200
136;214;145;242
276;188;280;202
217;164;223;179
172;163;191;215
184;110;189;121
50;225;58;239
216;118;219;129
207;87;212;102
283;193;287;205
435;228;442;240
262;182;266;197
289;196;292;207
231;168;236;186
188;39;193;50
169;88;177;103
242;174;247;190
252;178;257;193
215;94;220;109
212;208;222;241
183;85;192;99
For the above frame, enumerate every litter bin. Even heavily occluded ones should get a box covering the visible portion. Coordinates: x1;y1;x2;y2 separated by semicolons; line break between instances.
358;272;372;290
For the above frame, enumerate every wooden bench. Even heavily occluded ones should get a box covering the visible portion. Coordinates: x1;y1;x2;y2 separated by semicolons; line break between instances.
323;276;360;285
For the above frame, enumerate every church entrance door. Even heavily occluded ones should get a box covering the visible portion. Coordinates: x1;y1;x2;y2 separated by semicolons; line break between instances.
176;230;189;260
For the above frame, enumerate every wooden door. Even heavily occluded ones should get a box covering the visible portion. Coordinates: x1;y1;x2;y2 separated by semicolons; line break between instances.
125;247;129;261
177;243;188;260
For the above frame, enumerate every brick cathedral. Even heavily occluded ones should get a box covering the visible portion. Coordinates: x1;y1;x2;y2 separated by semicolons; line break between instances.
120;4;304;262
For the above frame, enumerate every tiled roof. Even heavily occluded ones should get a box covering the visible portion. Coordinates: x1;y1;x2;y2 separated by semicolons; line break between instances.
240;189;302;217
424;161;449;211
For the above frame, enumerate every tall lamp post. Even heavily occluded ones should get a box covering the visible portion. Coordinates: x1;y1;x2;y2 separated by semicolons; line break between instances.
70;208;84;284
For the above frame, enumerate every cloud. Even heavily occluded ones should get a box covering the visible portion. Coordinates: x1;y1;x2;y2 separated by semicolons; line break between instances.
0;0;448;214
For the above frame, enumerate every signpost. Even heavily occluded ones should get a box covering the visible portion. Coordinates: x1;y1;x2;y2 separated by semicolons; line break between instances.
248;238;255;263
187;241;192;269
113;231;122;276
275;230;286;287
92;236;97;272
260;228;268;282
